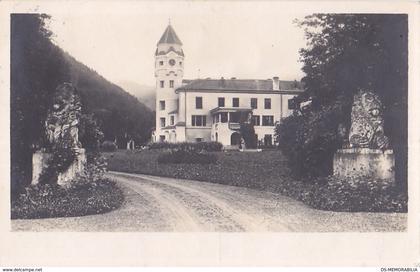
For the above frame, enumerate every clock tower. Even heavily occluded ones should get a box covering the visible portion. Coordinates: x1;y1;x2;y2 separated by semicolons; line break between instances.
154;23;184;142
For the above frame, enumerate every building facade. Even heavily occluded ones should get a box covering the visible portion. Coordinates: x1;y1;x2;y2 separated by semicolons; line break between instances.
152;24;303;147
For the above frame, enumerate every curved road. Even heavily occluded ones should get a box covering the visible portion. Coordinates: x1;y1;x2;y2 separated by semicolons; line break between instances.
12;171;406;232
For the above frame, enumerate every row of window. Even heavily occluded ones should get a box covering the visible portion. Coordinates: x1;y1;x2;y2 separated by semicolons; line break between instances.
159;97;273;111
158;60;183;66
251;115;274;126
159;80;175;88
212;113;274;126
160;114;275;128
196;97;272;109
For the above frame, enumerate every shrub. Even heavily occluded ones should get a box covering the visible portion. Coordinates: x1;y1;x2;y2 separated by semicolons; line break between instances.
101;140;118;152
157;149;217;164
276;105;342;179
149;141;223;152
38;133;77;185
240;122;257;149
11;178;124;219
300;175;407;212
79;114;104;150
74;151;107;185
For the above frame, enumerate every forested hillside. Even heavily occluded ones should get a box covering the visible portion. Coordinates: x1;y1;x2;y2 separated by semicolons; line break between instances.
64;53;155;147
11;14;154;193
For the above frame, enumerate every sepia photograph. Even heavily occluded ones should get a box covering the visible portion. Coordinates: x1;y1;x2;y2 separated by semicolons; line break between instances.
9;7;408;233
1;0;418;268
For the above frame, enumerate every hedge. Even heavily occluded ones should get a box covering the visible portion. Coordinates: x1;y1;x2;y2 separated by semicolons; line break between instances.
149;141;223;152
157;149;217;164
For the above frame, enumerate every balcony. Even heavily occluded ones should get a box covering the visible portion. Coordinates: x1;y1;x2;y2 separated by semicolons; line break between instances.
228;123;241;130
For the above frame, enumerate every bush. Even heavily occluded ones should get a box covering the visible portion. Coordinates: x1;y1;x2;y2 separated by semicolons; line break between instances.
149;141;223;152
300;175;407;212
240;122;257;149
79;114;104;150
157;149;217;164
101;140;118;152
11;178;124;219
276;105;342;179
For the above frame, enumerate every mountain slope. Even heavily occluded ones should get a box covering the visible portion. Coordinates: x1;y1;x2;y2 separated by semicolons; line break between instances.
118;81;156;111
63;53;155;146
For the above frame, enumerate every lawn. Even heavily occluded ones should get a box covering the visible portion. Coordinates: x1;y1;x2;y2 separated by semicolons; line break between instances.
104;149;295;193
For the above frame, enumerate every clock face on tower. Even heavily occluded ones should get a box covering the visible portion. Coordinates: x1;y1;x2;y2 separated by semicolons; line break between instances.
169;59;176;66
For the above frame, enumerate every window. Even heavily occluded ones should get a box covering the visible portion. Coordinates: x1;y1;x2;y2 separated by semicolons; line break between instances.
262;115;274;126
264;98;271;109
191;115;207;126
170;115;175;125
170;80;174;88
159;61;164;66
159;100;165;110
251;98;258;109
232;97;239;107
196;97;203;109
179;61;183;66
160;80;164;88
264;134;273;146
160;117;166;128
220;112;228;123
218;97;225;107
252;115;260;126
195;138;203;142
159;135;166;142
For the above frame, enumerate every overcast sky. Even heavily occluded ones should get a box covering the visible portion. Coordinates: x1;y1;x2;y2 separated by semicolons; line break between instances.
47;1;307;90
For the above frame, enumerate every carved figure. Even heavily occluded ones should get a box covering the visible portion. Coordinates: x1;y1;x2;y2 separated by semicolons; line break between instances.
45;83;82;148
348;89;390;149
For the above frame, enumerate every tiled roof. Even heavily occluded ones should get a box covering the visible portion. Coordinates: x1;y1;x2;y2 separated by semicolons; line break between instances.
158;25;182;45
177;78;303;92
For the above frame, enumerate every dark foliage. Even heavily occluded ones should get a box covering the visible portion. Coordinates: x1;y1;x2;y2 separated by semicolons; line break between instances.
11;179;124;219
37;136;78;185
101;140;118;152
301;176;407;212
279;14;407;185
240;122;257;149
11;14;70;194
276;104;342;179
157;149;217;164
79;113;104;151
148;141;223;152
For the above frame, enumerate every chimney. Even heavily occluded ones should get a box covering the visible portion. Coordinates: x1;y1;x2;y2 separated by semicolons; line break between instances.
273;76;280;91
220;77;226;87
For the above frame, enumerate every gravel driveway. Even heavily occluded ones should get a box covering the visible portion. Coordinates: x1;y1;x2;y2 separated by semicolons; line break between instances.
11;171;406;232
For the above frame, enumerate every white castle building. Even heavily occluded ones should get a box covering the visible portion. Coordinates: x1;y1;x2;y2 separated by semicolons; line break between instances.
152;23;303;147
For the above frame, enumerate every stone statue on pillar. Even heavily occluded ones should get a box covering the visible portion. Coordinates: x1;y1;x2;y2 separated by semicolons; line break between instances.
348;90;390;150
45;83;82;148
334;89;395;181
32;83;86;186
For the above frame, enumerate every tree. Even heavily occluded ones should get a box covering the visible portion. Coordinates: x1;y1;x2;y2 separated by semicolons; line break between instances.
11;14;70;194
279;14;407;185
